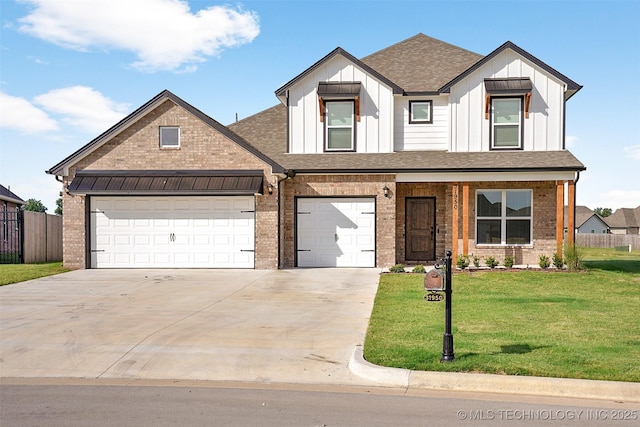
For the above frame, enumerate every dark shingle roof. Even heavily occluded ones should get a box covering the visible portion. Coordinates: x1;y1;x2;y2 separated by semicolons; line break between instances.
0;184;25;204
360;33;484;93
606;207;640;229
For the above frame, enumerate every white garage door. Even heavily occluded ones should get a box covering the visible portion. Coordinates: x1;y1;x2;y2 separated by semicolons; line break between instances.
91;196;254;268
296;198;375;267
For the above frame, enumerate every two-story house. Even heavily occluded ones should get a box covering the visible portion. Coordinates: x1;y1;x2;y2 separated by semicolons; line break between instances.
47;34;584;270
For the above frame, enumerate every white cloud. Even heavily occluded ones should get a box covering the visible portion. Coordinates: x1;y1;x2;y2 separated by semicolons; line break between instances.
599;190;640;210
34;86;129;133
0;91;58;133
565;135;577;148
623;144;640;160
17;0;260;72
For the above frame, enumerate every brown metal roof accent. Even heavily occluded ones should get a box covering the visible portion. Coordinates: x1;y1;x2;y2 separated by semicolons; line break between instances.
484;78;532;94
68;170;264;195
317;82;362;97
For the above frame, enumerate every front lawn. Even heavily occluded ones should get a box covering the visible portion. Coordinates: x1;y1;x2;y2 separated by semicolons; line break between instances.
0;262;69;286
364;249;640;382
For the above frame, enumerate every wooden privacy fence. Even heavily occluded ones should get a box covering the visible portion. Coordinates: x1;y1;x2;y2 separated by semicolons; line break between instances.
575;234;640;251
22;211;62;263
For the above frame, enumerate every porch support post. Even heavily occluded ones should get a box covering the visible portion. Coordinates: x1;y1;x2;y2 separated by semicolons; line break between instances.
451;183;459;261
567;180;576;246
556;181;565;254
462;182;469;256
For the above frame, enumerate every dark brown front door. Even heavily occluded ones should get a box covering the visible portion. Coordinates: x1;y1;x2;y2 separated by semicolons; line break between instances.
406;197;436;261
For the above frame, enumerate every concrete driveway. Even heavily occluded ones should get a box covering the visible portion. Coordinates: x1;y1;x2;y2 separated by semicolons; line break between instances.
0;268;381;385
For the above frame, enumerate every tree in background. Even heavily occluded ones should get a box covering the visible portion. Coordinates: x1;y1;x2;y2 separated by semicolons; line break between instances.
55;192;63;216
594;207;612;217
23;198;48;213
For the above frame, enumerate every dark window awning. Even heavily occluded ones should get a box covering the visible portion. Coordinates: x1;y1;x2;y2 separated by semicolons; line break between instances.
484;78;533;119
317;82;362;97
68;170;264;196
317;82;362;122
484;78;532;94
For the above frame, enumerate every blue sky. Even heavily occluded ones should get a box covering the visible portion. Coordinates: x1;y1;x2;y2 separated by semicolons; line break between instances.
1;0;639;213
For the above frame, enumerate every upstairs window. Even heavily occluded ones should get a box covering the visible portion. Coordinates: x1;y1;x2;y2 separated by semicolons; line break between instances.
491;98;523;149
409;100;433;124
325;101;355;151
476;189;532;245
160;126;180;149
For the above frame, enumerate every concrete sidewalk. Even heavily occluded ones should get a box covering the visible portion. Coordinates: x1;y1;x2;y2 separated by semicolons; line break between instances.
0;268;381;385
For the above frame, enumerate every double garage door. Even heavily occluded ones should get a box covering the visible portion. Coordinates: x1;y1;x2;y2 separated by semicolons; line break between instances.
297;198;376;267
91;196;254;268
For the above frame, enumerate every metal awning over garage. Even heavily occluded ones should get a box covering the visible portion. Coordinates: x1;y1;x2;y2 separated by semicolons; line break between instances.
68;170;264;196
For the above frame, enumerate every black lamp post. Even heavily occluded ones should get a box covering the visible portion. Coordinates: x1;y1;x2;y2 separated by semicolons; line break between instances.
441;250;455;362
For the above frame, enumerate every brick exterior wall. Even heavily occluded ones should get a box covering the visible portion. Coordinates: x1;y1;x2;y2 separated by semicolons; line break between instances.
459;181;558;266
61;100;279;270
395;183;449;264
279;175;396;268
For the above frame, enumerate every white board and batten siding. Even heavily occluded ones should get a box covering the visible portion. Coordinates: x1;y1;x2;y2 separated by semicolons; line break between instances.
297;198;376;267
393;95;449;151
90;196;255;268
449;48;566;152
287;54;395;154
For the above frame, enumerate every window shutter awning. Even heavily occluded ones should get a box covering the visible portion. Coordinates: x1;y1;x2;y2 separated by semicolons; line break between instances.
484;78;532;119
318;82;361;122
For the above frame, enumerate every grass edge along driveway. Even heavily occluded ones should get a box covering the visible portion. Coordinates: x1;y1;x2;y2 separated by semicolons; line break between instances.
364;252;640;383
0;262;68;286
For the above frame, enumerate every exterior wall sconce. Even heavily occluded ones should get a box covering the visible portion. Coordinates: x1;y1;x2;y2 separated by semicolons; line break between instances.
383;185;390;198
267;183;274;194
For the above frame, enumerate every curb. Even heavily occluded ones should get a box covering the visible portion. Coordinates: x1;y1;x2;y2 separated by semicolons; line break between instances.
349;346;640;402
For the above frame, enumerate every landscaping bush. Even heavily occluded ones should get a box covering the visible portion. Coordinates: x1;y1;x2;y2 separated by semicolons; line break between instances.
472;256;480;268
552;252;564;269
503;255;515;269
539;254;551;269
389;264;406;273
565;244;584;271
411;265;426;273
456;255;469;269
485;256;499;268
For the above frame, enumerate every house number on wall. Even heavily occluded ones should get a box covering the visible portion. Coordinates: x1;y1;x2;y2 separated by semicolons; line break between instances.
452;185;459;210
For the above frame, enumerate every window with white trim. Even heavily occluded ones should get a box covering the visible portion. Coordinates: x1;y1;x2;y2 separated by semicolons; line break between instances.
491;98;522;149
160;126;180;149
325;101;354;151
476;189;532;245
409;100;433;124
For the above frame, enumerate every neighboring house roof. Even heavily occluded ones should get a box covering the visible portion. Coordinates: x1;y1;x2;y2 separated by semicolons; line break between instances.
47;90;285;176
606;206;640;229
439;41;582;99
0;184;25;205
563;205;608;229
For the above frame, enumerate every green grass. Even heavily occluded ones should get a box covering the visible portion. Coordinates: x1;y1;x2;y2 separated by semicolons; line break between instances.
0;262;69;286
364;248;640;382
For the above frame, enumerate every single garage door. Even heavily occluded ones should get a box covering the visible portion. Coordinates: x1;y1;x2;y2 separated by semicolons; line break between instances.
91;196;254;268
296;197;375;267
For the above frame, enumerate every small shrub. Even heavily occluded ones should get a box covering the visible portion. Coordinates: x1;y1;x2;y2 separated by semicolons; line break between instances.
412;265;426;273
456;255;469;269
564;244;584;271
539;254;551;269
472;256;480;268
552;252;564;269
503;255;515;269
389;264;406;273
485;256;499;268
